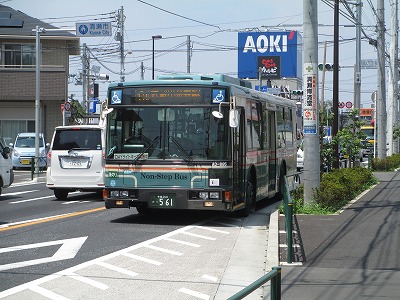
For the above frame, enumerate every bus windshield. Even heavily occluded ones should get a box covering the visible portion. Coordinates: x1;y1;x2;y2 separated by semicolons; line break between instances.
105;106;230;161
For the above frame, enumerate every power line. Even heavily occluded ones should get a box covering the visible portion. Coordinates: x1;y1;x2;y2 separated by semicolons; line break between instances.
137;0;223;31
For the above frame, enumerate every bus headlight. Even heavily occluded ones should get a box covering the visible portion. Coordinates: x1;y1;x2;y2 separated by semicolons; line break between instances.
199;192;208;199
120;190;129;197
110;190;120;197
209;192;219;199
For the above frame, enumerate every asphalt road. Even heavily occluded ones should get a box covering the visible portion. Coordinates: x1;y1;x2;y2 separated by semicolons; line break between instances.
1;170;269;299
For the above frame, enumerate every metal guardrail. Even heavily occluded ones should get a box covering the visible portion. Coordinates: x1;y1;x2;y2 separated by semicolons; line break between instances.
227;266;282;300
281;174;294;264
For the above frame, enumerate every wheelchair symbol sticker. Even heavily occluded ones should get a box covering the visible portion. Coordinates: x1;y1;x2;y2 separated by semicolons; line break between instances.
78;24;88;35
111;90;122;104
212;89;225;103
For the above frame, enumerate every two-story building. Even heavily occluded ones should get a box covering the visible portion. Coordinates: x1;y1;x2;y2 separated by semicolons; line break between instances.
0;4;80;145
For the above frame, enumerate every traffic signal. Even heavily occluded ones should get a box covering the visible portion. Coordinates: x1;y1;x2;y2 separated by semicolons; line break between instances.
93;83;99;98
318;64;340;71
292;90;303;96
98;74;110;80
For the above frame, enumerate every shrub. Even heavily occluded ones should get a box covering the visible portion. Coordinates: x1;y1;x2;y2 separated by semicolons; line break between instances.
313;167;376;211
282;167;377;215
372;154;400;171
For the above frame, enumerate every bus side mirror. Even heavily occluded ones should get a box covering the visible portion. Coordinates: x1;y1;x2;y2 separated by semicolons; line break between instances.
229;109;239;128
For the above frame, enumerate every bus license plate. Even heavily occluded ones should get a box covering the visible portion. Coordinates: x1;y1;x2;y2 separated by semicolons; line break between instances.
150;193;176;208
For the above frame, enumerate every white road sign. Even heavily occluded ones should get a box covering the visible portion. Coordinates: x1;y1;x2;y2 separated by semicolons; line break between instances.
76;22;112;37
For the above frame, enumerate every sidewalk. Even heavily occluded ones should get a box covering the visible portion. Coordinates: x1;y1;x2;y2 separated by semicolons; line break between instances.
277;171;400;299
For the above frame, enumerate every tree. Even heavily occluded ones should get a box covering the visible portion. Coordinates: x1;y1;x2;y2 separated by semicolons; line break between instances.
67;100;86;125
333;109;366;168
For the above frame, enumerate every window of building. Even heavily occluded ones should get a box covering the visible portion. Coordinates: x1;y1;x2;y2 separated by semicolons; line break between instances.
2;44;36;68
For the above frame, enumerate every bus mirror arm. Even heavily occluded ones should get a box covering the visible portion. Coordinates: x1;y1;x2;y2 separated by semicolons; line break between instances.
212;102;224;119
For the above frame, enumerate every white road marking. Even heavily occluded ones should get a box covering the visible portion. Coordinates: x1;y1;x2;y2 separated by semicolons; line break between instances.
122;253;162;265
29;285;71;300
96;261;138;278
144;244;183;256
194;226;230;234
2;190;39;196
0;224;228;299
202;274;218;282
164;237;201;247
10;195;54;204
178;288;210;300
9;191;81;204
62;271;108;290
62;200;91;205
0;237;88;271
181;231;216;240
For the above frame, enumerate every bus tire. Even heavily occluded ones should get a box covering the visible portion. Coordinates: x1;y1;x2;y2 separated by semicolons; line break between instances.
276;165;286;200
238;179;255;217
136;205;151;215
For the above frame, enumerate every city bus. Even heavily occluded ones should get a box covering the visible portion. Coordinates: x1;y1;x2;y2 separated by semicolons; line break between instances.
102;74;297;216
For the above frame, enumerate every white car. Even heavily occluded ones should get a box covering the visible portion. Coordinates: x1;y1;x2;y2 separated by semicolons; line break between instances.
46;125;105;200
0;137;14;195
297;147;304;171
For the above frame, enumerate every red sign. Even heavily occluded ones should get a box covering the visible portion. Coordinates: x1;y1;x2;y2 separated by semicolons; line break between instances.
345;101;353;109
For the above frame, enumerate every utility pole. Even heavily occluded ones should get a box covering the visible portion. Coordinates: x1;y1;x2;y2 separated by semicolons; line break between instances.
140;62;144;80
187;35;191;73
332;0;340;168
303;0;319;203
376;0;387;159
118;6;125;82
388;0;398;155
320;41;327;116
35;26;44;178
82;43;89;115
354;0;362;110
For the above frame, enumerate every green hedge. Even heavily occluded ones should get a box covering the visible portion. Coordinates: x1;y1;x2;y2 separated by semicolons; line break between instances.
372;153;400;171
313;167;377;211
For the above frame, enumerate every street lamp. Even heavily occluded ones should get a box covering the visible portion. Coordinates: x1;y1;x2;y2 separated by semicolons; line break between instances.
152;35;162;80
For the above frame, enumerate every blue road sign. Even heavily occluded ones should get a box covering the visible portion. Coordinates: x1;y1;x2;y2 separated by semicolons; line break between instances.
76;22;112;37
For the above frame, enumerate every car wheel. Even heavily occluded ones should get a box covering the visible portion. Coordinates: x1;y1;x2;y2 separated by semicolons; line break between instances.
54;189;68;200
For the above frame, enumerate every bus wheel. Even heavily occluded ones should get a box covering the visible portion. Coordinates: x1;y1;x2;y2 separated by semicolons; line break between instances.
136;205;151;215
238;180;255;217
54;189;68;200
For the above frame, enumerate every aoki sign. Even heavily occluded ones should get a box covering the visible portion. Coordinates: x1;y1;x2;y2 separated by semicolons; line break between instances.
237;31;302;79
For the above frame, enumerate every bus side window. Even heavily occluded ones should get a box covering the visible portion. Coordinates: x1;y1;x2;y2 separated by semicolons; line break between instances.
277;106;285;148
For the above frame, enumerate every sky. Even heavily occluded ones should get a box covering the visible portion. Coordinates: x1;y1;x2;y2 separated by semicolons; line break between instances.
2;0;395;108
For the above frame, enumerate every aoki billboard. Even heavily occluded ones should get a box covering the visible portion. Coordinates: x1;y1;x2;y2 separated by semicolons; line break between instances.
237;31;302;79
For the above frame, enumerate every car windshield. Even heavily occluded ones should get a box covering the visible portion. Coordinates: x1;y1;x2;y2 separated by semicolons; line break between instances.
15;136;44;147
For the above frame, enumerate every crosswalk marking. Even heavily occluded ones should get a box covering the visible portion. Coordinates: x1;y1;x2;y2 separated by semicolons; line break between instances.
144;244;183;256
122;253;162;265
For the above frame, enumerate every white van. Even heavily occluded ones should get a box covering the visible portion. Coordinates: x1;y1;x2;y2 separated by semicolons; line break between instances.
46;125;105;200
0;137;14;195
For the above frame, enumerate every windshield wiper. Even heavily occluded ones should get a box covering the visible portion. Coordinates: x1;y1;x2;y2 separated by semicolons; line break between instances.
133;136;161;163
169;136;193;164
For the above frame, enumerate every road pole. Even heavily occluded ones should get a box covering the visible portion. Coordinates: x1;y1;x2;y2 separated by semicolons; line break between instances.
376;0;387;159
303;0;320;203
